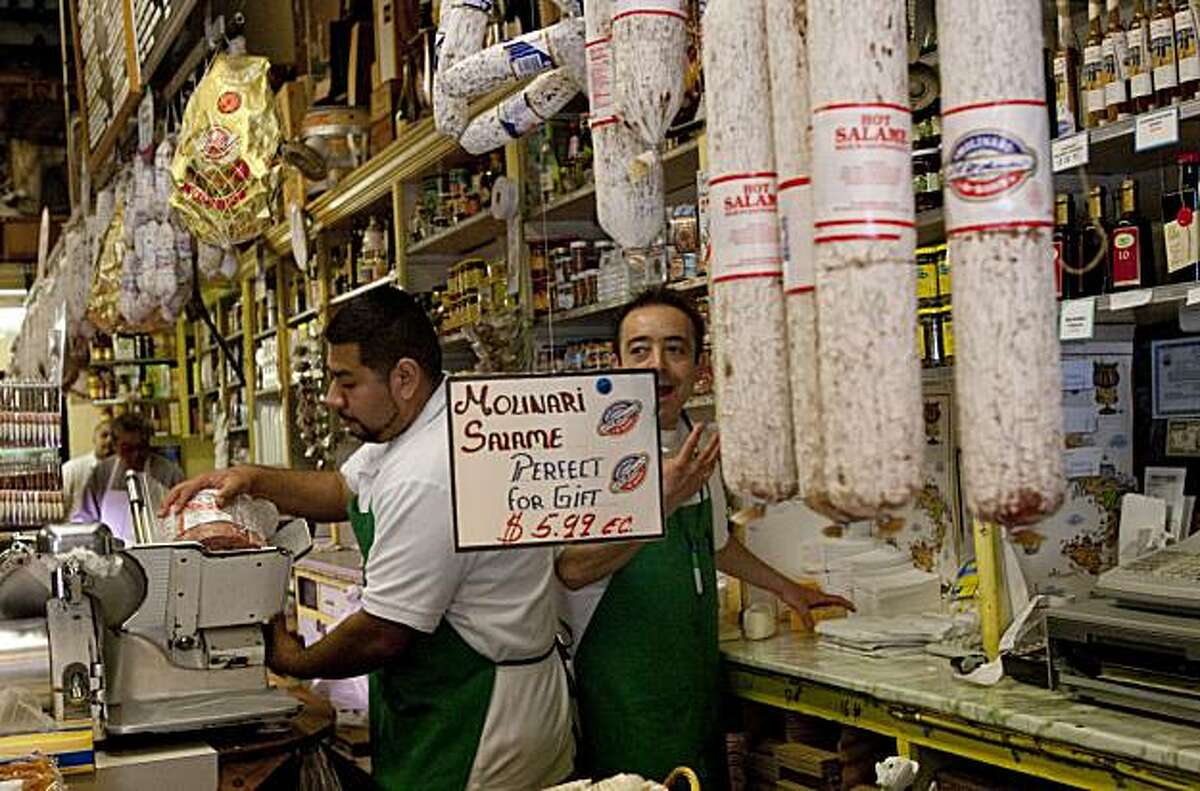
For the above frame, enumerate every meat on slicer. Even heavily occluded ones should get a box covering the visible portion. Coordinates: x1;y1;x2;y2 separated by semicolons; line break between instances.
0;505;312;740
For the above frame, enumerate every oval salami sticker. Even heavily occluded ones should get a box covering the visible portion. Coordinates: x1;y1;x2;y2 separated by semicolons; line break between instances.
610;453;650;493
944;130;1037;202
598;400;643;437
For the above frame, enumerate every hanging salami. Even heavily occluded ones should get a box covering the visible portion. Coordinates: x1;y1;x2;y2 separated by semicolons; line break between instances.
808;0;922;518
459;69;580;155
937;0;1065;526
586;0;665;248
703;0;798;503
765;0;837;514
611;0;689;150
433;0;493;139
439;17;587;102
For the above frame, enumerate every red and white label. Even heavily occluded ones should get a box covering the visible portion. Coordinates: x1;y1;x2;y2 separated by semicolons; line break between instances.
586;37;616;126
709;172;783;283
612;0;687;22
812;103;915;245
1111;226;1143;286
942;100;1053;236
778;177;814;293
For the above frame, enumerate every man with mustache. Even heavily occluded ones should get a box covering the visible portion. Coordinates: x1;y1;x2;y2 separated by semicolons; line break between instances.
161;288;572;791
557;287;851;788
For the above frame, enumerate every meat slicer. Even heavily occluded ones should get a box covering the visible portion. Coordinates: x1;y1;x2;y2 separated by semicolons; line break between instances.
0;513;311;740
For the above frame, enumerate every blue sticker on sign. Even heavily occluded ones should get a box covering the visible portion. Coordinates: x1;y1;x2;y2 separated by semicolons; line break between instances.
596;377;613;395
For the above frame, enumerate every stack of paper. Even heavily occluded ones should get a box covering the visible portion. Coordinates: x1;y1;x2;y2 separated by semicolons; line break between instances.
816;614;967;656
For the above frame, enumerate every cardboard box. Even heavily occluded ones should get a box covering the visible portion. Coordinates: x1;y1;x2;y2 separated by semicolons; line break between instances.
275;78;312;140
370;79;401;124
370;116;395;158
374;0;400;83
2;219;39;260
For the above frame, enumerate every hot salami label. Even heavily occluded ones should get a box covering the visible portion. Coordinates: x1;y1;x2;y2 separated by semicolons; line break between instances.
812;103;915;245
586;37;616;124
942;101;1053;236
709;172;783;282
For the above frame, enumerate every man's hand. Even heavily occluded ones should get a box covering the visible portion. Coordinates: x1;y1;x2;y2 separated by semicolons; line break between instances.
663;423;720;517
778;583;855;632
158;466;259;517
264;613;306;677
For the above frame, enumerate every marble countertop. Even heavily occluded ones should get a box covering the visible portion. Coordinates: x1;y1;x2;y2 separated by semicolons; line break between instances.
722;633;1200;775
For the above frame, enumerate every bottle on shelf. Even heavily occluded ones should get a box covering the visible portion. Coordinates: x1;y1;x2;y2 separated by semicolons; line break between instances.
1177;0;1200;100
1164;150;1200;283
1152;0;1180;106
359;216;388;284
538;130;561;205
1128;0;1157;112
1110;178;1156;290
1054;193;1078;299
1068;185;1111;298
1105;0;1132;121
1085;0;1110;127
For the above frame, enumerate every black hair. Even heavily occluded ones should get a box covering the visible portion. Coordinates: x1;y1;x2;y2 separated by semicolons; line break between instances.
111;412;152;444
325;287;443;382
613;286;706;363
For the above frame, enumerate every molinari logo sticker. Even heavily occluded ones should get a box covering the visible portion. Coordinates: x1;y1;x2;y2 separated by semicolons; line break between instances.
611;453;650;493
598;400;642;437
945;130;1037;201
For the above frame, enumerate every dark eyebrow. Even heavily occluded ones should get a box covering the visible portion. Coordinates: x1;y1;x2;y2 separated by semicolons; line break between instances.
625;334;690;347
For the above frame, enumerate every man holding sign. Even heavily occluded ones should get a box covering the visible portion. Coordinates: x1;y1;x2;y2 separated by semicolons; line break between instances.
161;289;573;791
557;288;852;786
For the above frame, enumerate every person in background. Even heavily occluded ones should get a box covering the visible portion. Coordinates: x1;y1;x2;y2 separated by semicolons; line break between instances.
62;417;113;517
558;287;853;788
74;411;183;542
159;288;573;791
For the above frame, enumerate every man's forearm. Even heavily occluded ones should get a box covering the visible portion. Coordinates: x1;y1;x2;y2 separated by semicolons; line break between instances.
272;610;411;679
715;534;794;595
247;466;350;522
556;542;644;589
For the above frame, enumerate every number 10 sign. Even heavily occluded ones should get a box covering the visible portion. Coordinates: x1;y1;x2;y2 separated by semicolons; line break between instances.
447;370;665;551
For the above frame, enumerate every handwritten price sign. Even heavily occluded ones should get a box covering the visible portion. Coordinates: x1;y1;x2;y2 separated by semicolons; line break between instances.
447;371;665;551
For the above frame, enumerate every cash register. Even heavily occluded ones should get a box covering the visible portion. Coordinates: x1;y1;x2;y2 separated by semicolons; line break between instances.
1047;531;1200;723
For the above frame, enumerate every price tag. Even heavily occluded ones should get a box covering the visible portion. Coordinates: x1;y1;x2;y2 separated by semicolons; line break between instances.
1052;132;1089;172
1135;106;1179;153
1108;289;1153;311
1060;297;1096;341
1188;286;1200;307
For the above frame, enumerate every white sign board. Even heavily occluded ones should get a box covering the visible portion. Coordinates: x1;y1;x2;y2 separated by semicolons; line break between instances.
1135;106;1179;152
1051;131;1089;172
447;371;665;551
1060;297;1096;341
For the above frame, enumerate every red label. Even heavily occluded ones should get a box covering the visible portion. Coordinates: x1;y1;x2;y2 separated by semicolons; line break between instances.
1053;239;1064;297
1111;227;1142;286
217;91;242;114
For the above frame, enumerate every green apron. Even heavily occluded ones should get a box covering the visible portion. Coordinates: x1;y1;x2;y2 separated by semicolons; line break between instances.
573;490;723;787
349;498;497;791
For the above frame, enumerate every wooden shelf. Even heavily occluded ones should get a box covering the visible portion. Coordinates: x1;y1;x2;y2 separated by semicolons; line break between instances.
254;327;278;343
92;396;174;407
330;273;399;307
407;211;503;260
89;358;177;368
286;308;320;328
255;387;283;399
0;447;58;459
263;85;519;255
668;276;707;292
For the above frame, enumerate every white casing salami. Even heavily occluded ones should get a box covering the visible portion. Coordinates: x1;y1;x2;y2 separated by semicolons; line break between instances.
766;0;835;515
459;69;580;155
586;0;665;249
703;0;798;503
937;0;1065;526
808;0;921;518
612;0;689;150
434;1;493;138
440;17;587;101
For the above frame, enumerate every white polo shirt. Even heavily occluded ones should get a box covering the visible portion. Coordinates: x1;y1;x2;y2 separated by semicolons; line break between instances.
340;389;560;663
